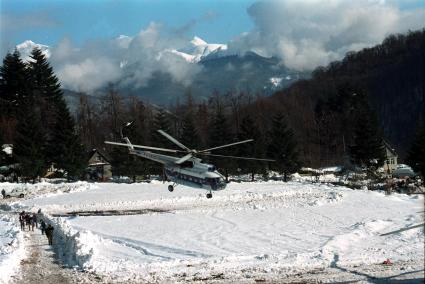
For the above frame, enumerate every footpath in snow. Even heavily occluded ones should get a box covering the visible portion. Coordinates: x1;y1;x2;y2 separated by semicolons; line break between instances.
0;182;95;284
13;181;424;283
9;229;100;284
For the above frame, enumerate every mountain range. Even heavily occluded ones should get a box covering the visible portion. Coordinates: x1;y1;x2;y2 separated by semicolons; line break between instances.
16;37;308;104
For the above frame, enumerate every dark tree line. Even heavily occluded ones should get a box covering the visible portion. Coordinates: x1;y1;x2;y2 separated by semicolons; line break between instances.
76;89;301;181
0;49;85;181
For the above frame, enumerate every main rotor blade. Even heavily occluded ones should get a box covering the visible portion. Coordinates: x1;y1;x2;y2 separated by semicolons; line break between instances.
175;153;193;164
157;130;191;151
199;153;275;162
199;139;254;153
105;141;182;153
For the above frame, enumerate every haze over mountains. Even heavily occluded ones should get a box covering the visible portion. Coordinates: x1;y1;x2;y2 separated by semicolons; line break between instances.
17;36;306;104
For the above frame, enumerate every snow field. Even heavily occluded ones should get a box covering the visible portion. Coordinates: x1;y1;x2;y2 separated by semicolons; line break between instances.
18;181;424;282
20;181;343;214
0;215;26;284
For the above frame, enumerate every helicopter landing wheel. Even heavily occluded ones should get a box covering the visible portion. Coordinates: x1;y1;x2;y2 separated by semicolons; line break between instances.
168;185;174;192
206;192;212;199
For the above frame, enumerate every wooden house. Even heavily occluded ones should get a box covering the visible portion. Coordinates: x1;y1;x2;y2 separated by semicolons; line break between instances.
87;149;112;181
383;140;398;173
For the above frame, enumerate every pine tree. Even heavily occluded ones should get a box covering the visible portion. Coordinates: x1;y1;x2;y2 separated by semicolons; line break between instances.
50;101;86;179
195;102;210;148
150;108;173;147
13;104;46;182
349;102;386;172
406;122;425;178
267;114;301;181
179;110;200;149
28;47;86;178
27;48;63;134
149;108;173;177
0;51;31;144
237;115;266;181
0;50;30;116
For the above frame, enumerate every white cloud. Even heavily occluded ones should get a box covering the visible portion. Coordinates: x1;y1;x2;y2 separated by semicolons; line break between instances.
49;22;201;93
228;0;425;70
56;58;121;92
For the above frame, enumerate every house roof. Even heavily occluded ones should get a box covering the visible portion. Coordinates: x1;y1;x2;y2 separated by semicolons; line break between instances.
382;140;397;157
88;149;111;164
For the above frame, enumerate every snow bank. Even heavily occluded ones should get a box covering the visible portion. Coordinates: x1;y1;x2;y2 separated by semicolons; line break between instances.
0;215;26;284
0;181;93;201
37;213;99;270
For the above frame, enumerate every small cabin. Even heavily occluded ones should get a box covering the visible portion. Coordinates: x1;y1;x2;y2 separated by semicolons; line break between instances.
87;149;112;181
383;140;398;173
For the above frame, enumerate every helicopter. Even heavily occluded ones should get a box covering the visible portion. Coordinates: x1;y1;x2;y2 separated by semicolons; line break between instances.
105;129;273;198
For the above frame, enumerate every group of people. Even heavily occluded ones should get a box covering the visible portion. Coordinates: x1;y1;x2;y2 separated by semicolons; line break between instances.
18;211;38;231
18;210;54;245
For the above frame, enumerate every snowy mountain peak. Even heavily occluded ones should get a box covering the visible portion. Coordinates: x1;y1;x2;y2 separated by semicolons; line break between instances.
191;36;207;46
173;36;228;63
16;40;50;62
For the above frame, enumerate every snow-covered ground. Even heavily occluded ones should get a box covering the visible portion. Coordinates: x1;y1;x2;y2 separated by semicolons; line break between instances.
8;181;424;283
0;215;26;284
0;181;92;202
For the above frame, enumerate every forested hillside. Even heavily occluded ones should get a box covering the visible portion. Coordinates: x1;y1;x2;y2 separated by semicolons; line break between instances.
265;29;425;166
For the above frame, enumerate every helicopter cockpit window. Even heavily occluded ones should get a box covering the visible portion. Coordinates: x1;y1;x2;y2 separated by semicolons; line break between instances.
179;161;194;168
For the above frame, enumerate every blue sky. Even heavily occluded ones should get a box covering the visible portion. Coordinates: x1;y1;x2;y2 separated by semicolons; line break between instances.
1;0;255;48
1;0;424;92
1;0;425;50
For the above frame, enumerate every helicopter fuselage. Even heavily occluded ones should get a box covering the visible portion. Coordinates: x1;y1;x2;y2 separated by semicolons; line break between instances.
130;149;227;191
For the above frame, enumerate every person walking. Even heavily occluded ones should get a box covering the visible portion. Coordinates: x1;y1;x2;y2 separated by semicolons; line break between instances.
40;220;46;235
45;224;54;245
19;211;26;231
30;214;36;231
25;214;32;231
1;189;5;199
32;213;38;229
